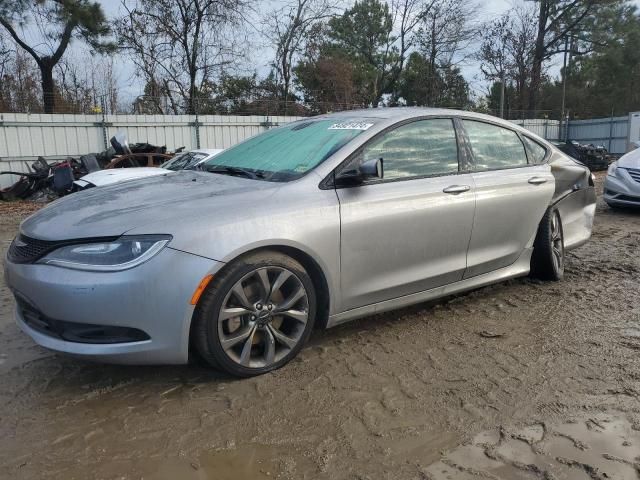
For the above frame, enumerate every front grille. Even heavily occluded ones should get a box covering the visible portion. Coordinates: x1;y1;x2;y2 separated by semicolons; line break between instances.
16;296;150;344
7;235;66;264
625;168;640;183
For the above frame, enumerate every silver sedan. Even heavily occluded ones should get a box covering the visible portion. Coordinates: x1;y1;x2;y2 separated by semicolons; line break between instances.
5;108;596;377
604;146;640;208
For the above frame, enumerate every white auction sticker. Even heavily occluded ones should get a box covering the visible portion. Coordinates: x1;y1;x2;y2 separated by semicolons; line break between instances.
328;122;374;130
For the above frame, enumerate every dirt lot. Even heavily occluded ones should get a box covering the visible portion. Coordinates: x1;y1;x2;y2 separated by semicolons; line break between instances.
1;173;639;479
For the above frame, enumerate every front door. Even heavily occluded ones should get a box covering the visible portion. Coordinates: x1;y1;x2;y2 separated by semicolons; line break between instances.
336;118;476;311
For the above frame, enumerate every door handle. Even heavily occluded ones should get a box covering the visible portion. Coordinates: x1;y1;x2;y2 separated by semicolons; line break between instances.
528;177;548;185
443;185;471;194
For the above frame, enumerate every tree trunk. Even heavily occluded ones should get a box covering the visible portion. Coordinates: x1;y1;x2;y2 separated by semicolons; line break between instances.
528;0;548;116
188;72;197;115
40;62;55;114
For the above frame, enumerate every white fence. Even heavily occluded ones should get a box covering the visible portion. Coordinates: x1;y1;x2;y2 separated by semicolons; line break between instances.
0;113;302;187
511;118;560;142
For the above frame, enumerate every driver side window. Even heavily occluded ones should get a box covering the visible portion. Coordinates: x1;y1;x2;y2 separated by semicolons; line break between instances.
352;118;459;181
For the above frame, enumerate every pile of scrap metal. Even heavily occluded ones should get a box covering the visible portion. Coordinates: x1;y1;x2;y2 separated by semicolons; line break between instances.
0;133;181;201
553;140;612;171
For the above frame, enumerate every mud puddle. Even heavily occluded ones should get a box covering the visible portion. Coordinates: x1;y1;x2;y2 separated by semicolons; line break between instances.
144;444;310;480
425;415;640;479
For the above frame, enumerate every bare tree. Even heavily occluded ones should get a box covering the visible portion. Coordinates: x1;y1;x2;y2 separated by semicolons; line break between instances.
265;0;336;104
526;0;617;112
54;52;120;114
478;5;537;115
0;0;114;113
416;0;478;104
118;0;249;114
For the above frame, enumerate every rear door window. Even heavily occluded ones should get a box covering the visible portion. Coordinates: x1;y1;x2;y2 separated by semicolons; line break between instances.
462;120;528;170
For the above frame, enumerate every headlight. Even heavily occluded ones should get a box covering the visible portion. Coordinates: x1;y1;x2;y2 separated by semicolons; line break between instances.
607;162;618;177
38;235;171;271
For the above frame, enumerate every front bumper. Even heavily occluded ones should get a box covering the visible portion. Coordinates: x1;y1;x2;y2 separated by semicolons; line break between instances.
5;247;223;365
603;170;640;207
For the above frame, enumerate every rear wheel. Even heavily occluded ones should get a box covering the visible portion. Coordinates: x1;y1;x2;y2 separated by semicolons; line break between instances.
192;251;316;377
530;208;564;281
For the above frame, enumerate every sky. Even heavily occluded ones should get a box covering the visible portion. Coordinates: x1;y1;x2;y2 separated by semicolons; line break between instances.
25;0;640;104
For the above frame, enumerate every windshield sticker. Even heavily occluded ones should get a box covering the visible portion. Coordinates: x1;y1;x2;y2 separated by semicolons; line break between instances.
328;122;374;130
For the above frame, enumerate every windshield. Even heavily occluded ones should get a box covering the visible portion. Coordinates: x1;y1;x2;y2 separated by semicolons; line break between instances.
161;151;208;171
201;119;374;181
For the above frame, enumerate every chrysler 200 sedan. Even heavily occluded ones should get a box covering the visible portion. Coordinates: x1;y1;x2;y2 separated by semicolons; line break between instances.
5;108;596;377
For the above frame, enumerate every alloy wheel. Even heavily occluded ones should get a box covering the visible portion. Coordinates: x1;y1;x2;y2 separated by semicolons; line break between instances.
550;211;564;273
217;266;309;369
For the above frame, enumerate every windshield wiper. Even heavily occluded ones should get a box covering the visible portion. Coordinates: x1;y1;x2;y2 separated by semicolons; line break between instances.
205;165;259;179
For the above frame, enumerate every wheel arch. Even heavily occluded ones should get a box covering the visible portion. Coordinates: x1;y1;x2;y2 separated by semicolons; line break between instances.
189;243;332;341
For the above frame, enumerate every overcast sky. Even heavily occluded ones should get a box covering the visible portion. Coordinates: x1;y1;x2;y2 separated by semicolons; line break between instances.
82;0;640;103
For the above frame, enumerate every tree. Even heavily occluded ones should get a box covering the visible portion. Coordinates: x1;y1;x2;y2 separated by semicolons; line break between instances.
397;51;470;107
118;0;249;114
537;1;640;117
294;23;363;111
415;0;478;105
0;0;114;113
526;0;619;112
478;5;537;115
265;0;336;106
326;0;396;105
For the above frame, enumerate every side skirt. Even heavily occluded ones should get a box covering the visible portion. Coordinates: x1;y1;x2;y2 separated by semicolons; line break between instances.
326;248;533;328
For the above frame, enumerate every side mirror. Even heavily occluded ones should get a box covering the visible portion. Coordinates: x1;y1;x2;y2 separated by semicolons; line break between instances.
337;158;384;186
360;158;383;179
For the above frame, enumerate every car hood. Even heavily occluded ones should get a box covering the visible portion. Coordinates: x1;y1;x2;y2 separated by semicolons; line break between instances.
21;171;279;241
617;148;640;169
74;167;169;187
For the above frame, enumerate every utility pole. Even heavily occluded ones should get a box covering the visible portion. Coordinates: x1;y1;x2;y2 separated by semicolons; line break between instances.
560;35;569;138
500;73;505;119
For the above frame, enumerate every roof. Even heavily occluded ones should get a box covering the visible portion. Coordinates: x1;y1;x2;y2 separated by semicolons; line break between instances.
314;107;513;124
310;107;546;142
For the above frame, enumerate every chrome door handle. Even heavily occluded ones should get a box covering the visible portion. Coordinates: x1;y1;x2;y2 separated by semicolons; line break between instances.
443;185;471;194
528;177;548;185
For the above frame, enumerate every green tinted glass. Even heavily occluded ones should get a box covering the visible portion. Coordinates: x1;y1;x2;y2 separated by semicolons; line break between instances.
202;119;372;181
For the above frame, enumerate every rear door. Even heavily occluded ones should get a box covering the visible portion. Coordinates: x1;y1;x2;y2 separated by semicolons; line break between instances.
335;118;476;311
460;119;554;278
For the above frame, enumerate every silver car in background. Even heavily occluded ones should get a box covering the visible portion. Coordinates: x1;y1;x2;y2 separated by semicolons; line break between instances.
5;108;596;377
604;145;640;208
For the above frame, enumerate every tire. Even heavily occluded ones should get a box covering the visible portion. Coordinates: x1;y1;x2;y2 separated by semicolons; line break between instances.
192;251;316;377
530;208;565;281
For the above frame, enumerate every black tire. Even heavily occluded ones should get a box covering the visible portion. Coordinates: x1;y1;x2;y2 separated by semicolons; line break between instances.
530;208;565;281
192;251;316;377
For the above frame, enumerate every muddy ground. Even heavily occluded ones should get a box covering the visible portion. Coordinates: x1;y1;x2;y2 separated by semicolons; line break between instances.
1;173;639;479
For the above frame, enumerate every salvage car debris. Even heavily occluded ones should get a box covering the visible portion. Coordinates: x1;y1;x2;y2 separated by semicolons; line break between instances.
552;140;612;171
0;133;183;201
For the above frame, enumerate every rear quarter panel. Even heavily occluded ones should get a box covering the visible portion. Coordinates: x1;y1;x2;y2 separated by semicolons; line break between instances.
549;152;596;250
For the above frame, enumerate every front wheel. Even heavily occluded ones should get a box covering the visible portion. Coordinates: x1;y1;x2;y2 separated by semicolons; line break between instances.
530;208;565;281
192;251;316;377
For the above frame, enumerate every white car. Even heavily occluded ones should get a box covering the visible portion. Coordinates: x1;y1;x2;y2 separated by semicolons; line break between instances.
604;143;640;208
73;149;224;190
